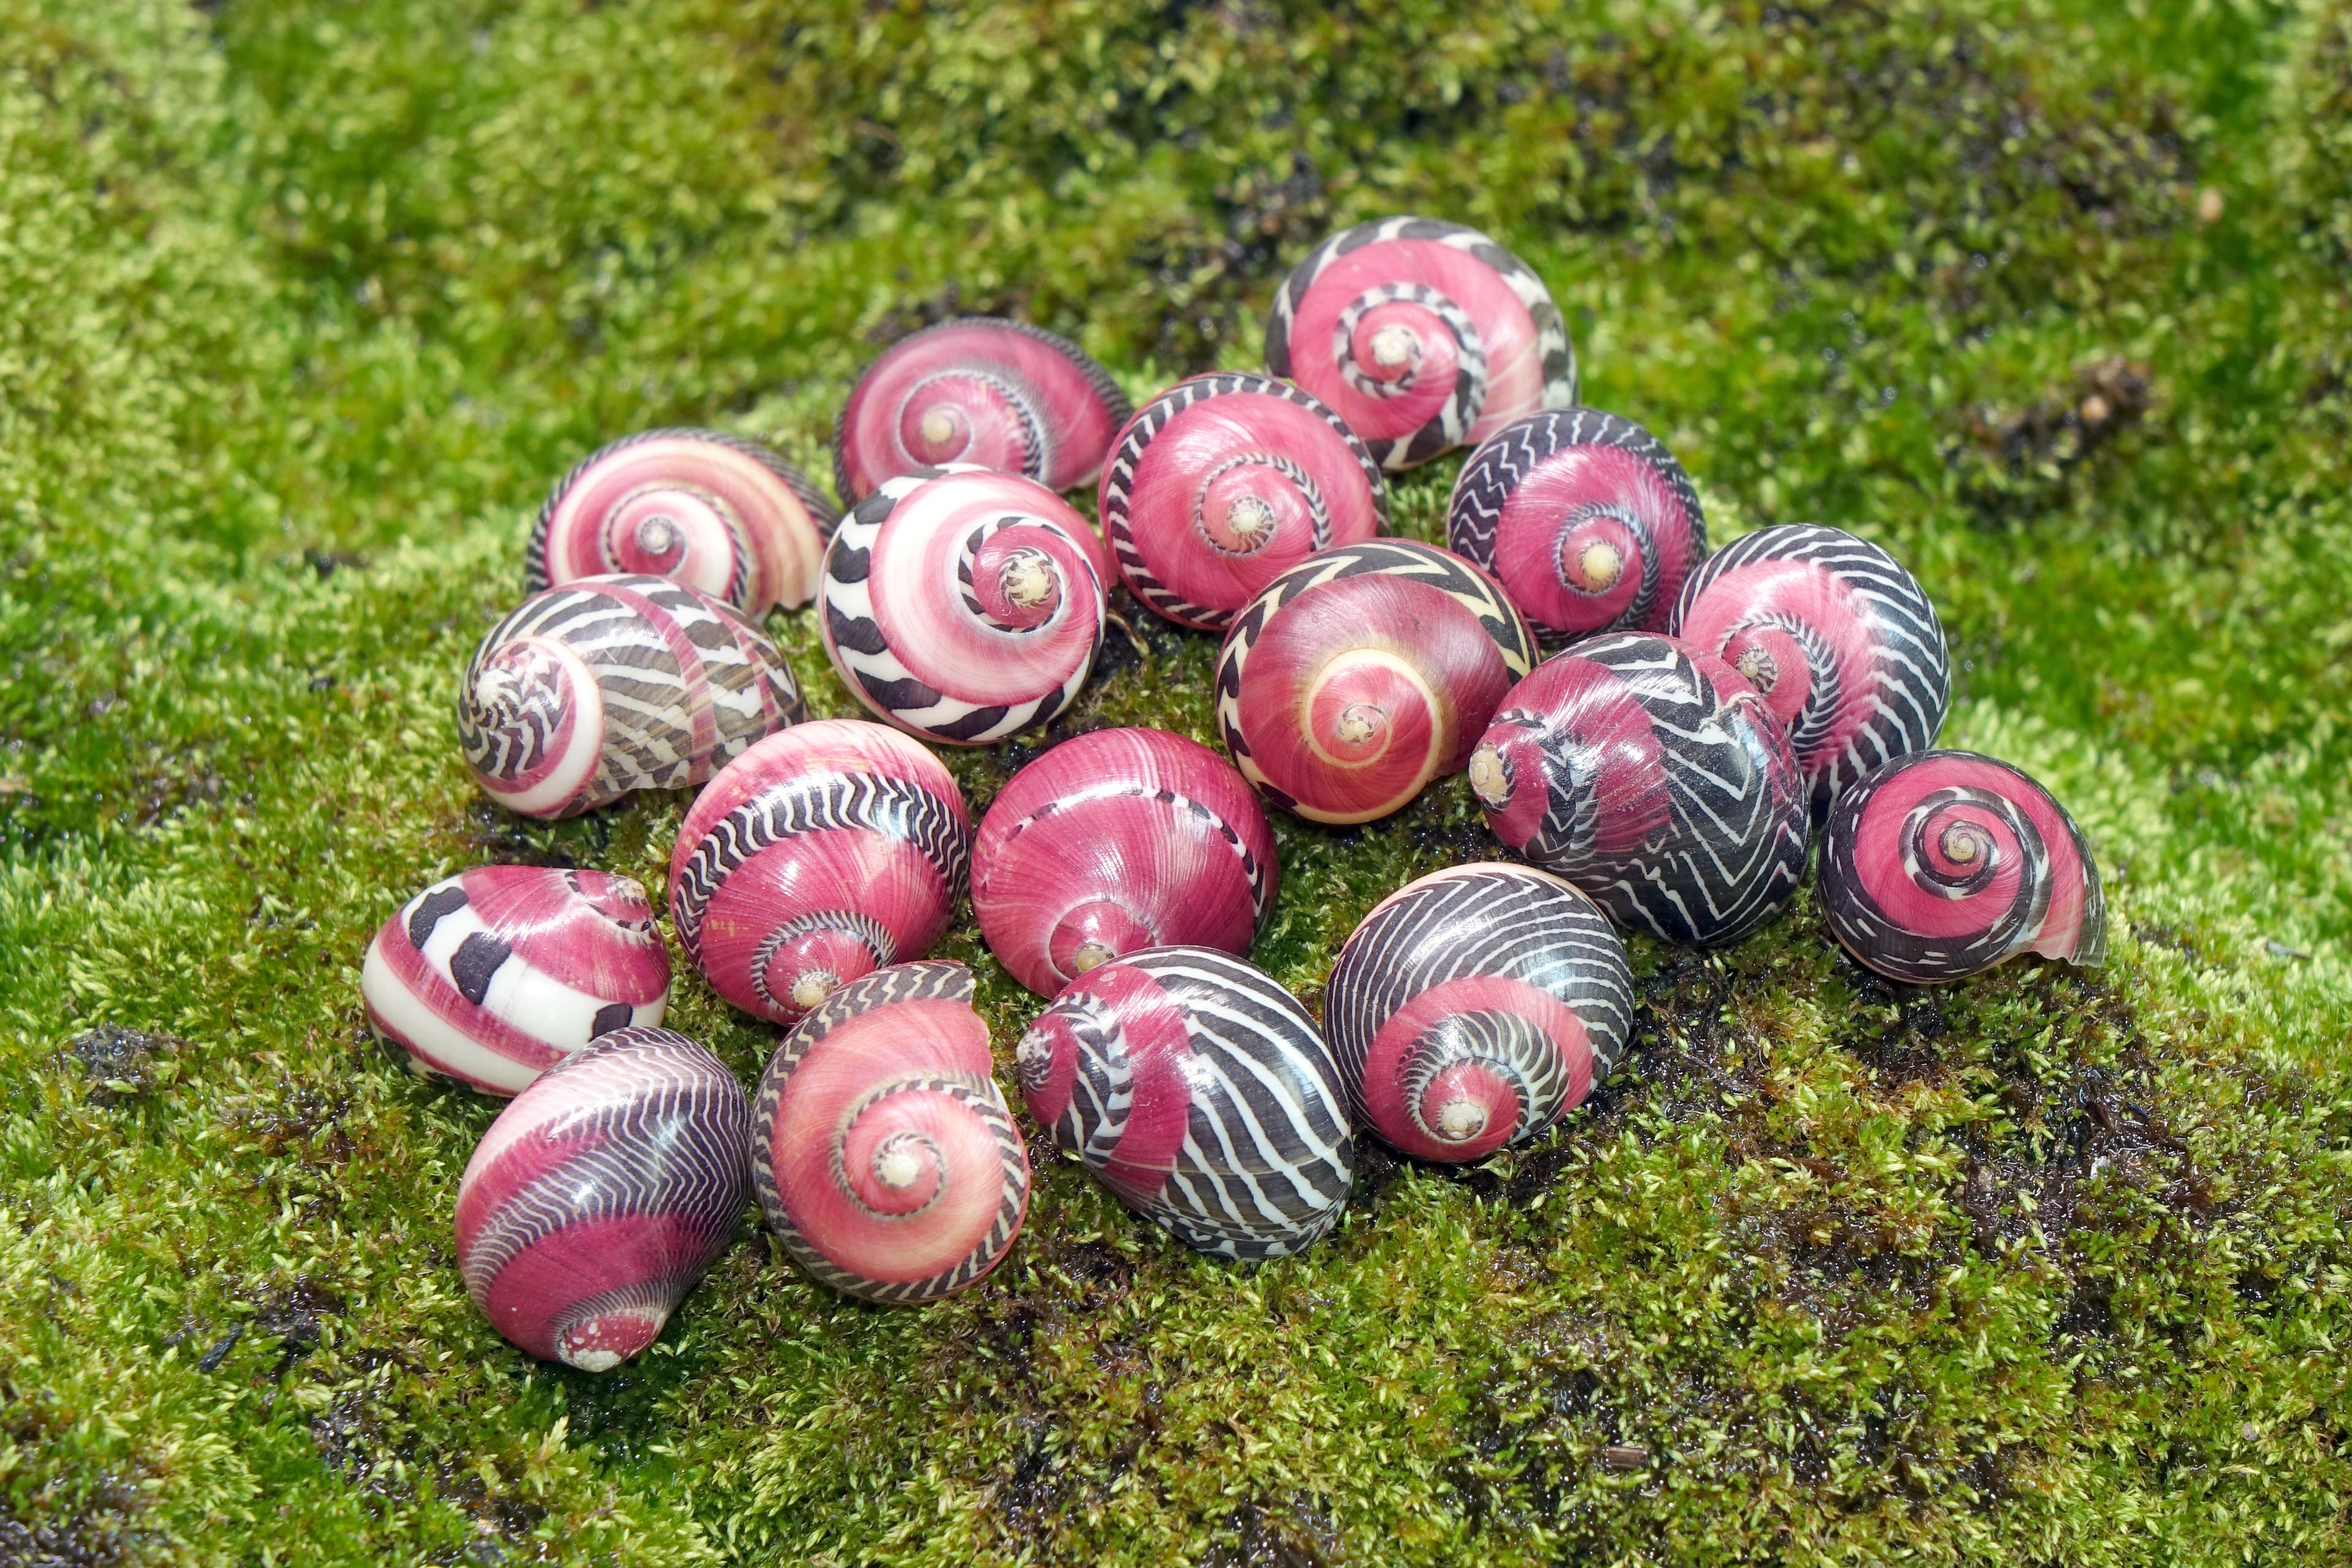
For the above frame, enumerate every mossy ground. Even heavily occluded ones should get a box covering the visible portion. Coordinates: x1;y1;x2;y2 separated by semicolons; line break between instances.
4;1;2350;1563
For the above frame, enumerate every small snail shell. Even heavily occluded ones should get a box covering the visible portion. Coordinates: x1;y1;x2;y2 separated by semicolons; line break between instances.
834;317;1132;502
1323;864;1633;1163
1447;409;1707;649
1215;539;1537;824
669;718;973;1025
821;467;1107;746
1669;524;1950;819
1471;633;1809;946
524;429;839;616
454;1026;750;1371
1819;749;2108;983
972;727;1278;997
753;961;1030;1303
1099;373;1387;630
1016;947;1355;1260
361;866;671;1096
458;573;804;820
1266;216;1576;470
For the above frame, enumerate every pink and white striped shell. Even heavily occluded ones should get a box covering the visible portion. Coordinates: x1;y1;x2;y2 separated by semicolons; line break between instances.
458;574;804;820
821;467;1107;745
1266;216;1576;470
525;429;839;616
361;866;671;1096
1098;373;1387;630
1819;749;2107;983
669;719;973;1025
834;317;1131;502
972;727;1278;997
1215;540;1537;824
454;1026;750;1371
1447;409;1708;649
1323;865;1633;1163
753;962;1029;1304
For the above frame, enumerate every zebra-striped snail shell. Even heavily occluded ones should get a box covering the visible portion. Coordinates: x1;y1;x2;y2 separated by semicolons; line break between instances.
454;1026;750;1371
1323;864;1634;1163
752;962;1029;1304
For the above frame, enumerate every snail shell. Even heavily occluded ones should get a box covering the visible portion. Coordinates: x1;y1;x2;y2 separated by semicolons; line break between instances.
972;726;1278;997
752;961;1030;1303
1669;524;1950;819
458;573;804;820
1323;864;1634;1163
1471;633;1809;946
821;466;1107;746
834;317;1132;502
1016;947;1355;1260
1215;539;1537;824
524;429;839;616
361;866;671;1096
669;718;973;1025
1819;749;2108;983
1098;373;1387;630
454;1025;750;1371
1265;216;1576;470
1447;409;1707;649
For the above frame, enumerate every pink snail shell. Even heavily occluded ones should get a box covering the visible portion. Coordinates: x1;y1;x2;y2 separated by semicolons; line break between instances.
361;866;671;1096
972;726;1278;997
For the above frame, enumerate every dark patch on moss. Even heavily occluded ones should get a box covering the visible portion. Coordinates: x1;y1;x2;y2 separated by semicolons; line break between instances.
62;1028;183;1106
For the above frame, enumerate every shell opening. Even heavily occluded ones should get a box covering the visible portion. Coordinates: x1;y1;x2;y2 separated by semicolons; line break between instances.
1466;744;1512;810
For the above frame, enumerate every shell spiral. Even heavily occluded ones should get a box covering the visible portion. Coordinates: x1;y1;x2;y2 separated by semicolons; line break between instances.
753;962;1030;1304
1471;633;1810;946
453;1027;750;1371
1215;539;1537;824
1324;865;1634;1163
973;727;1278;997
361;865;671;1096
1016;947;1355;1261
1099;373;1387;630
1819;749;2108;983
457;573;804;820
1265;216;1576;470
1447;409;1708;649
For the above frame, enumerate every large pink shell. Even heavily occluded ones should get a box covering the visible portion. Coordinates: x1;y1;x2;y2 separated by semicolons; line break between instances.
361;866;671;1096
669;718;973;1025
972;727;1278;997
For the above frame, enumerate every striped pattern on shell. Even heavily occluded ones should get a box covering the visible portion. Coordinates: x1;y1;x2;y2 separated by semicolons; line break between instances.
1819;749;2107;983
753;962;1030;1304
1016;947;1355;1261
1471;633;1809;946
361;866;671;1096
1323;864;1634;1163
1266;216;1576;470
457;573;804;820
453;1027;749;1371
1447;408;1707;649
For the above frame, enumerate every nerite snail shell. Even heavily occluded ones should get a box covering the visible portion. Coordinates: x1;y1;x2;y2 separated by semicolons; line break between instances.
1447;409;1707;649
458;573;804;819
1323;864;1634;1163
670;718;973;1025
454;1026;750;1371
1669;524;1950;819
524;429;839;616
1016;947;1355;1260
834;317;1132;502
361;866;671;1095
1265;216;1575;469
1819;749;2108;983
1471;633;1809;946
753;962;1029;1304
1098;373;1387;630
1215;540;1537;824
972;727;1278;997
